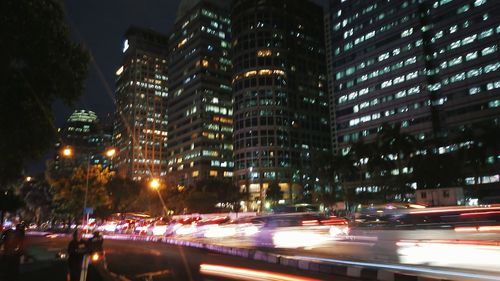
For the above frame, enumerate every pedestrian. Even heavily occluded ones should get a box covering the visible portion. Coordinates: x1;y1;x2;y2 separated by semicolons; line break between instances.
67;229;87;281
87;231;103;253
1;223;25;281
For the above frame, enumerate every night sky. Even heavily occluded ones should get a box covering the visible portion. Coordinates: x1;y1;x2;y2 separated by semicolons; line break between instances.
27;0;327;175
59;0;182;125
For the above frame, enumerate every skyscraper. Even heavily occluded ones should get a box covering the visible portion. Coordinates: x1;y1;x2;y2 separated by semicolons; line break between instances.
232;0;331;205
113;26;169;181
326;0;499;196
53;110;112;175
166;0;234;187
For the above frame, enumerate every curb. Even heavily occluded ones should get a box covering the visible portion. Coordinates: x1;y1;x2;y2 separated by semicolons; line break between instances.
97;234;450;281
158;238;448;281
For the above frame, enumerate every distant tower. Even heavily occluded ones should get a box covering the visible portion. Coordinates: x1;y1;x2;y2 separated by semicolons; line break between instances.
53;110;112;175
166;0;234;187
232;0;331;205
113;26;169;181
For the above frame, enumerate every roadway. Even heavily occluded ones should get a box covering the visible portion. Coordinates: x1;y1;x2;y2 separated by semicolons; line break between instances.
22;235;357;281
172;228;500;280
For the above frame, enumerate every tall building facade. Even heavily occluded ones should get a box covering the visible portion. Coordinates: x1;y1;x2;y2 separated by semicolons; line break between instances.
166;0;234;187
113;27;169;181
53;110;112;175
326;0;499;196
232;0;331;205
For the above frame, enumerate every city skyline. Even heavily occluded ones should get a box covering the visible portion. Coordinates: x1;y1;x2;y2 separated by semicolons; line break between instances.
26;0;327;175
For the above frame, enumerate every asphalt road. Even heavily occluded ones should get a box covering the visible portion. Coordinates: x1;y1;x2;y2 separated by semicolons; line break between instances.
186;228;500;273
22;236;357;281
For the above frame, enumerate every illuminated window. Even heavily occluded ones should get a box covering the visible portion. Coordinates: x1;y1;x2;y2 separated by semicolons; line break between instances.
401;28;413;38
466;51;478;61
482;45;497;56
469;87;481;95
209;170;218;177
457;4;470;14
178;38;187;48
462;34;476;45
449;56;463;67
474;0;486;7
192;171;199;177
479;28;493;39
257;49;272;57
449;40;461;50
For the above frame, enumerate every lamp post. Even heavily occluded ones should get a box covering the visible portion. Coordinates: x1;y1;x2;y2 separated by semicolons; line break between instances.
149;178;168;216
61;146;116;228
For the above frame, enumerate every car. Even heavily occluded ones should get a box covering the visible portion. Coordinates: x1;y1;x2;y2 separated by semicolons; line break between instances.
251;213;349;248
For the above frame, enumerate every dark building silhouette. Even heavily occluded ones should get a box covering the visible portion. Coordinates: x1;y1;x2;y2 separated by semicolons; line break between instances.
232;0;331;207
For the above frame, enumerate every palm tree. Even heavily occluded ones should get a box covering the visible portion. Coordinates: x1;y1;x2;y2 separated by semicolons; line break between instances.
366;123;417;201
456;121;500;185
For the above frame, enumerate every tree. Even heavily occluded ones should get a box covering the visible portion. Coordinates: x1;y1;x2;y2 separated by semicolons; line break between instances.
19;179;54;224
106;177;141;214
0;188;24;225
266;182;284;206
456;121;500;185
0;0;90;187
366;123;416;201
48;165;113;220
411;152;461;189
182;179;243;214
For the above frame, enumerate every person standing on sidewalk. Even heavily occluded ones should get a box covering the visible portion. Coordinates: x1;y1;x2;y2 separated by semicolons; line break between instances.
67;230;87;281
0;223;25;281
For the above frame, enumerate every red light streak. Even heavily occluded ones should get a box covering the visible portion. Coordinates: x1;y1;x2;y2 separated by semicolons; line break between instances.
301;220;319;226
460;211;500;216
409;206;500;214
455;225;500;232
200;264;321;281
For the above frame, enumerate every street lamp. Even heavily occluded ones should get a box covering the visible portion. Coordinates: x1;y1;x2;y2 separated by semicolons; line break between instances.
149;178;168;216
62;146;73;157
61;146;116;228
105;148;116;158
149;178;160;190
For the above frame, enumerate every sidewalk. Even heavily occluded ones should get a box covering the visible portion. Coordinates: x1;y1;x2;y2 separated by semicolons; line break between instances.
20;260;68;281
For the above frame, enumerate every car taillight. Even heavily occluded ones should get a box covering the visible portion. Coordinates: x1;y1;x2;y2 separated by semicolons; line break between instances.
301;220;319;226
321;219;348;225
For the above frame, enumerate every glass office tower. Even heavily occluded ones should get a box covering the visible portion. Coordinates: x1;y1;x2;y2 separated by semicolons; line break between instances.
113;27;169;181
167;0;234;187
326;0;499;199
232;0;331;206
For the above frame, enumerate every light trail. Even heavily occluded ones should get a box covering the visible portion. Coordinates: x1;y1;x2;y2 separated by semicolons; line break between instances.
289;255;500;280
200;264;322;281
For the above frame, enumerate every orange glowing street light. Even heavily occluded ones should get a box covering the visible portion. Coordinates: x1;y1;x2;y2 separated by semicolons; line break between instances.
105;148;116;158
149;178;168;216
149;178;161;190
62;147;73;157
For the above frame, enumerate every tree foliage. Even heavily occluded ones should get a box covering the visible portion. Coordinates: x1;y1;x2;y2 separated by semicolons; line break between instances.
106;177;141;214
162;179;242;214
0;0;90;186
266;182;284;205
48;165;113;219
0;188;24;224
19;179;54;224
